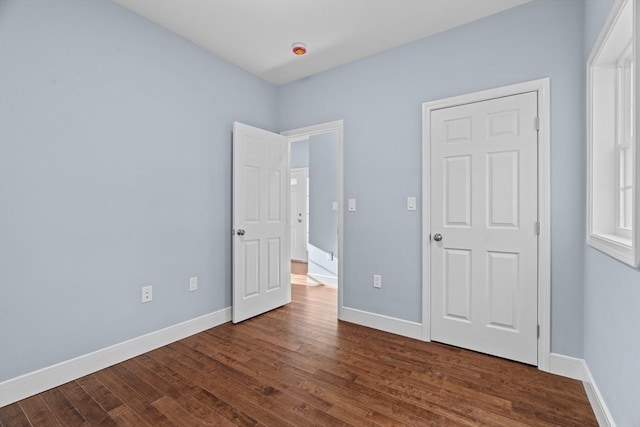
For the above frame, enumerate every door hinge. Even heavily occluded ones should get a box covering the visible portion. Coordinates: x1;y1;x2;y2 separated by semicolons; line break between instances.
537;325;540;339
535;117;540;131
535;221;540;236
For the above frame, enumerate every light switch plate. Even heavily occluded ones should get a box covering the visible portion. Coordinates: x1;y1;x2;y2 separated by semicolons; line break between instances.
407;196;416;211
348;198;356;212
332;201;338;211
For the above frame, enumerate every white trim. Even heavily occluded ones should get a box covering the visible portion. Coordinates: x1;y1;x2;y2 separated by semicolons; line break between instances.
0;307;231;408
547;354;617;426
306;273;338;287
537;78;552;372
587;233;635;265
583;363;617;427
548;353;587;381
282;120;344;319
288;134;310;143
586;0;639;268
341;307;423;340
421;78;552;371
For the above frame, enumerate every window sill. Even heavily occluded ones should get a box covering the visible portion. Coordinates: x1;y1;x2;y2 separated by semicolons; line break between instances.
587;233;637;267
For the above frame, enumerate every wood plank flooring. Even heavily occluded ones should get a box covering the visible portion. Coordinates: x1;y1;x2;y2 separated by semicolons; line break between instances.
0;285;597;426
291;273;310;286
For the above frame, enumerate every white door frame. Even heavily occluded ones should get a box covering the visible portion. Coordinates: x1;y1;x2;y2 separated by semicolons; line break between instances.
282;120;344;319
421;79;551;371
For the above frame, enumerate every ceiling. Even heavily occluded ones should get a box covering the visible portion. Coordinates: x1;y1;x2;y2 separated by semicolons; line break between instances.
115;0;532;86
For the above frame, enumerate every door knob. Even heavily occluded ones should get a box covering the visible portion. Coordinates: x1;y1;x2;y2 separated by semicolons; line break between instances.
433;233;443;242
237;229;245;236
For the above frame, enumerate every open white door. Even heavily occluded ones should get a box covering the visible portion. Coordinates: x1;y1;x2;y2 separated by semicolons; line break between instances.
233;122;290;323
430;92;539;365
290;168;308;262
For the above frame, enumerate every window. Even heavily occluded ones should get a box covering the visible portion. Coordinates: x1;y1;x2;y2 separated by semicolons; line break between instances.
618;42;634;237
587;0;639;267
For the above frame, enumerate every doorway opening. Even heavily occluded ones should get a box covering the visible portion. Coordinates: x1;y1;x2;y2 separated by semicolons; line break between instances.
282;120;344;319
290;151;309;285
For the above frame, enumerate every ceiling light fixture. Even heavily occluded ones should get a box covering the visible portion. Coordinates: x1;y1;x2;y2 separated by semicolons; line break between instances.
292;42;307;56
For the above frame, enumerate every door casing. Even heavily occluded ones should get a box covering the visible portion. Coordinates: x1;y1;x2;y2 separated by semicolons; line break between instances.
421;79;551;371
282;120;344;320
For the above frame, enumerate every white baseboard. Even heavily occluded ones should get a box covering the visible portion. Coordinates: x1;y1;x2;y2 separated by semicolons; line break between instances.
583;363;617;427
548;353;587;381
340;306;422;340
307;273;338;287
0;307;231;408
0;309;618;427
547;353;616;427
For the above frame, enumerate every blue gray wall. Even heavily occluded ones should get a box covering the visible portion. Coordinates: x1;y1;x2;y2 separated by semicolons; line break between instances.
583;1;640;425
0;0;277;381
2;2;638;423
278;0;586;357
309;133;338;256
308;132;339;279
290;140;309;168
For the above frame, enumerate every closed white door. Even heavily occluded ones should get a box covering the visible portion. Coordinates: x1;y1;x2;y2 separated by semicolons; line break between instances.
430;92;538;365
232;122;290;323
290;168;308;262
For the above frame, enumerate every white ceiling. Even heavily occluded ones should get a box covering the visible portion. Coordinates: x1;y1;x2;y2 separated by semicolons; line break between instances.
115;0;532;86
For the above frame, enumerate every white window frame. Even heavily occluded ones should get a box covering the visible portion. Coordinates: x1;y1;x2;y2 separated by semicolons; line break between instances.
587;0;639;267
617;42;634;238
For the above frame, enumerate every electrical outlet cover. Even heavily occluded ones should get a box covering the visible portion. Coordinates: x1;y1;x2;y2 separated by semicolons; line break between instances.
142;285;152;303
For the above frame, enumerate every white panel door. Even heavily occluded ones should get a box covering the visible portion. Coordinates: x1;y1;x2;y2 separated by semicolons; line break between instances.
290;168;308;262
430;92;538;365
233;122;290;323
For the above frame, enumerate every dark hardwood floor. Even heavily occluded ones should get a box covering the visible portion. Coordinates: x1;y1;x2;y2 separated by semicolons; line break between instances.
0;284;597;426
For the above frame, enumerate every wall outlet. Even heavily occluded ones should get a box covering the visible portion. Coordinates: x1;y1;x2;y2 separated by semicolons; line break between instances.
189;276;198;291
141;285;152;303
373;274;382;289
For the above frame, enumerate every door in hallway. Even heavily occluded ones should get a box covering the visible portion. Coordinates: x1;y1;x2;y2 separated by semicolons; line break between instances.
290;167;308;262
